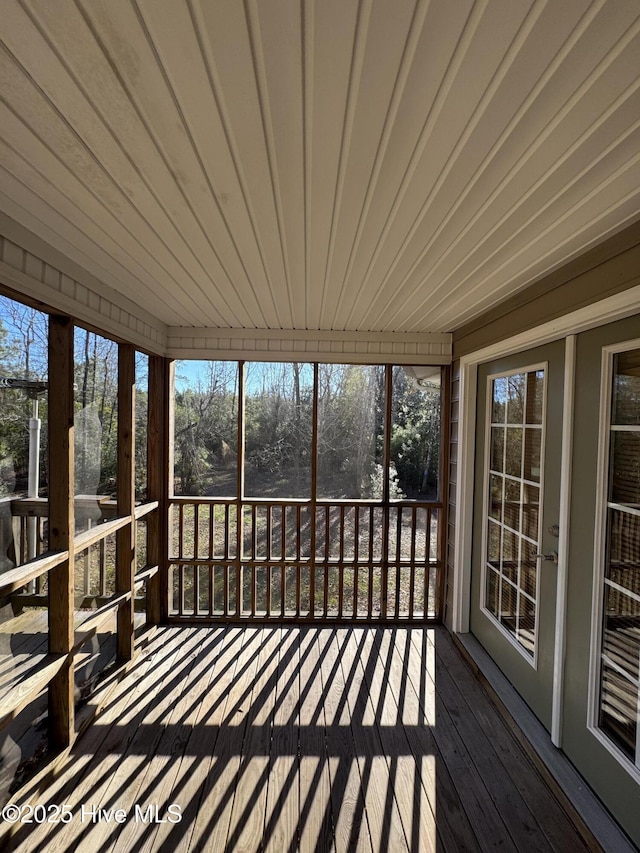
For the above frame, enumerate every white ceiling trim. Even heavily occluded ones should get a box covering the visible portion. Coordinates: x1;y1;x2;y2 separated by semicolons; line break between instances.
166;327;451;365
0;226;167;353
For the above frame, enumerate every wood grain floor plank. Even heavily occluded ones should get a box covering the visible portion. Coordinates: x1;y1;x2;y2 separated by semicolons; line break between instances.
263;626;300;853
226;626;282;853
430;628;591;853
2;625;603;853
298;626;334;853
334;627;409;852
188;627;263;853
371;627;482;853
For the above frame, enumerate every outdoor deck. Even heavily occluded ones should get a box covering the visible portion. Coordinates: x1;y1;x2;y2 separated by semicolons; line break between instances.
2;624;592;852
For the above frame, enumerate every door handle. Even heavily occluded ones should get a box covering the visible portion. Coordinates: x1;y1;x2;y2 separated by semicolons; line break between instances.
534;551;558;565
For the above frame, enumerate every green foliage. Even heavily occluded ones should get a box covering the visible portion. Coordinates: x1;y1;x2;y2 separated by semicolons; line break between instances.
174;361;239;495
389;367;440;499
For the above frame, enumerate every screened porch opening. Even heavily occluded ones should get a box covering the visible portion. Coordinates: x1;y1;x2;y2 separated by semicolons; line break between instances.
169;360;446;622
0;294;448;810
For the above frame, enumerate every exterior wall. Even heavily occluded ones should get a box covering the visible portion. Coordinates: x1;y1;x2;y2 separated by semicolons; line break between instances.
451;305;640;844
453;220;640;359
448;226;640;844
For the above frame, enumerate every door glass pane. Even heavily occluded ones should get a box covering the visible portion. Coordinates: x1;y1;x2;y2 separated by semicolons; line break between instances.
522;484;540;541
606;508;640;586
505;428;523;478
610;432;640;505
504;478;521;531
598;346;640;765
524;428;542;483
490;427;505;473
602;588;640;682
502;530;519;583
506;374;524;424
517;594;536;654
526;370;545;425
487;520;501;569
486;567;499;617
489;474;503;522
492;377;508;424
599;663;637;761
613;351;640;426
500;578;517;632
483;367;546;658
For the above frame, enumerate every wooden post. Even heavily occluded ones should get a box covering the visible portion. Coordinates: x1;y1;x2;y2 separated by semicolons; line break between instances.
116;344;135;660
164;360;175;618
309;363;318;616
147;355;168;624
437;364;451;622
236;361;245;616
380;365;393;618
48;315;75;748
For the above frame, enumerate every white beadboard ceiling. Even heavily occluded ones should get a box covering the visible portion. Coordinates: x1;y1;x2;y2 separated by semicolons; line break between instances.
1;0;640;340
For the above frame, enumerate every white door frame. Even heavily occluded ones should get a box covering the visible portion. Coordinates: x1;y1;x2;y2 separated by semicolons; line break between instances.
452;283;640;747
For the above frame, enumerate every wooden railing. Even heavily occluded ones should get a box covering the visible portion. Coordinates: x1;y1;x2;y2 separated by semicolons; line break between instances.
0;327;167;767
3;496;158;606
169;497;443;622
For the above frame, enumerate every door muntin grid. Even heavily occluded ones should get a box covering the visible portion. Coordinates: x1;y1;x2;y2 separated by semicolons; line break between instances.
595;346;640;767
481;365;546;663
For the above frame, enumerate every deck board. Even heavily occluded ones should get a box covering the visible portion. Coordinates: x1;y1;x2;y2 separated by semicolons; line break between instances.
2;624;593;853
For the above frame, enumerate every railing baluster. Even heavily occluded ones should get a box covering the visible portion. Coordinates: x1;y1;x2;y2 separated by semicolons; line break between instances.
296;505;301;617
194;503;200;562
323;506;330;618
209;503;214;561
409;505;417;618
224;504;230;616
178;503;184;563
338;505;345;618
266;505;272;616
395;506;402;620
368;506;374;619
251;504;257;617
280;506;286;617
100;539;107;597
353;507;359;618
425;507;431;618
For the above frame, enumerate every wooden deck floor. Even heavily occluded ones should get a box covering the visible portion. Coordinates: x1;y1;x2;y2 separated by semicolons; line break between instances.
2;625;592;853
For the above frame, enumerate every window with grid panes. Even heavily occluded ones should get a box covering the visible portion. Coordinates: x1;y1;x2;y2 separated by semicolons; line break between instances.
483;368;545;658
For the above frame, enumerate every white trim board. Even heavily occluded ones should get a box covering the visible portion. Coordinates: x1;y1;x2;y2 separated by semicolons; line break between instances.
551;334;576;747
